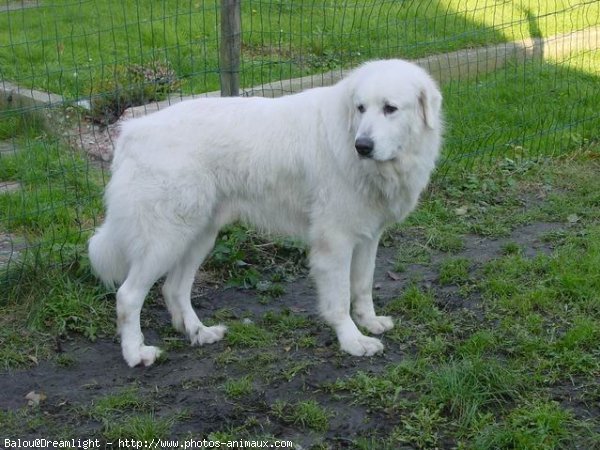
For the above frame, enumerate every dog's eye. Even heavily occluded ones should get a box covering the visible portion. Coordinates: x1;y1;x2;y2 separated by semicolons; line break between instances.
383;104;398;115
357;104;365;114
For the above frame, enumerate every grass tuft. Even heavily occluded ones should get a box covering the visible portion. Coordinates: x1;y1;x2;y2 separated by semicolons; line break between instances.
271;399;331;432
426;357;522;429
225;321;275;348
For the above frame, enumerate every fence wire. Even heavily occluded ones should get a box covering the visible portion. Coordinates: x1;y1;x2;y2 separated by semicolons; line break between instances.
0;0;599;292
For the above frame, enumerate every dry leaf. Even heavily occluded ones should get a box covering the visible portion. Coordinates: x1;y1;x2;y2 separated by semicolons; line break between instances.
387;271;402;281
455;206;468;216
25;390;46;406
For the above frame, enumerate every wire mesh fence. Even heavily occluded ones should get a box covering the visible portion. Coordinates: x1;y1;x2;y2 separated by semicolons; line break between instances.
0;0;599;293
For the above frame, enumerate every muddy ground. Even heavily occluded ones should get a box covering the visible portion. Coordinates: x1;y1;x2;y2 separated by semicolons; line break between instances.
0;220;585;448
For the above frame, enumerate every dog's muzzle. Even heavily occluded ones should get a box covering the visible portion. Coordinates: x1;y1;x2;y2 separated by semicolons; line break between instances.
355;136;374;158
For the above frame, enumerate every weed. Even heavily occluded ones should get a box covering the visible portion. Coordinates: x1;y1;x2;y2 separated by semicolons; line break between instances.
501;241;522;255
89;62;180;124
385;285;440;322
0;108;47;141
419;335;448;358
27;275;112;341
473;400;578;449
214;347;239;366
278;360;314;382
257;281;286;299
427;228;465;253
439;257;471;286
103;412;177;441
207;225;306;289
457;330;497;357
271;399;330;432
390;405;446;449
262;309;310;336
89;388;186;440
225;321;274;348
55;353;76;367
0;321;47;369
88;387;148;421
222;376;253;399
395;242;431;269
296;334;317;349
330;359;425;409
0;408;59;438
426;357;523;429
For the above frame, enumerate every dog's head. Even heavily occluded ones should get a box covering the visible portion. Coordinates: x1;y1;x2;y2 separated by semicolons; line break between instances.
345;60;442;163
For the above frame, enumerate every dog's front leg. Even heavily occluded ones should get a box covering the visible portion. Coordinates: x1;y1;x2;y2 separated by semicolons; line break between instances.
351;236;394;334
310;234;384;356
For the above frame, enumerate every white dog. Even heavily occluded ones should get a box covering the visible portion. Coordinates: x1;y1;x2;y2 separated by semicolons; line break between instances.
88;59;443;367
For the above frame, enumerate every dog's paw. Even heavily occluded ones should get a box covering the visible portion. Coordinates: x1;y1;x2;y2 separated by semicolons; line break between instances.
340;334;384;356
190;324;228;346
123;345;162;368
356;315;394;334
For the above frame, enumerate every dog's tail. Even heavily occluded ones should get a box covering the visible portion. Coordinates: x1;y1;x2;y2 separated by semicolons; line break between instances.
88;224;128;289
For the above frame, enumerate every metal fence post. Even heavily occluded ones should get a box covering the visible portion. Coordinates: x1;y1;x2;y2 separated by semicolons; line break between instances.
219;0;241;97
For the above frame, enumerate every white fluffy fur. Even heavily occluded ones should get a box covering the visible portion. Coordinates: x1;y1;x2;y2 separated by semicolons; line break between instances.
88;59;443;367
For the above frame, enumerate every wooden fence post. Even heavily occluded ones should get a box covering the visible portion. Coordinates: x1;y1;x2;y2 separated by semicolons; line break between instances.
219;0;241;97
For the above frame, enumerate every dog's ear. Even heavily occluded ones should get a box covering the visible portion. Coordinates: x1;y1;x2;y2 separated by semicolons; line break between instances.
347;99;355;133
339;66;365;134
344;81;357;133
418;86;442;130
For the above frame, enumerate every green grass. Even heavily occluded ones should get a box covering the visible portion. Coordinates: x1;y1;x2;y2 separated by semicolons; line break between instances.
2;146;600;446
0;109;47;141
222;375;253;399
225;321;275;348
103;413;177;441
0;141;102;232
0;132;108;366
442;52;600;166
271;399;331;432
1;1;599;445
473;400;583;450
87;387;187;440
0;1;597;99
0;135;103;294
439;257;471;285
390;405;446;449
0;264;113;368
325;149;600;447
0;408;68;439
385;285;440;322
426;356;523;428
88;387;148;420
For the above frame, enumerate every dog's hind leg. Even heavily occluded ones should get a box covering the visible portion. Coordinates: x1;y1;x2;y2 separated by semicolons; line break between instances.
117;263;165;367
350;237;394;334
162;229;227;347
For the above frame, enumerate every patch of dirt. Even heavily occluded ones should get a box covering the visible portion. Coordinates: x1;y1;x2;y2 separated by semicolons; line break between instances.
458;222;564;262
68;119;121;162
1;220;590;447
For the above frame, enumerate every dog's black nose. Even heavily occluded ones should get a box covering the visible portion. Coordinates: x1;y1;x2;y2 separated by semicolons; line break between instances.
355;136;374;157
